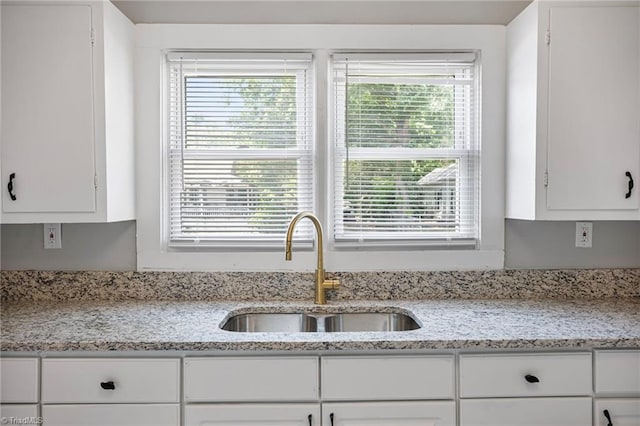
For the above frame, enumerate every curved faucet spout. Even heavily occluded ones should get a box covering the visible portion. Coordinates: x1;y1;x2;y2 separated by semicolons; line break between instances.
285;211;339;304
285;211;323;269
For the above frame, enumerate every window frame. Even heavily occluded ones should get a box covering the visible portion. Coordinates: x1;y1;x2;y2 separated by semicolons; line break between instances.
329;53;481;247
165;53;316;248
135;25;505;272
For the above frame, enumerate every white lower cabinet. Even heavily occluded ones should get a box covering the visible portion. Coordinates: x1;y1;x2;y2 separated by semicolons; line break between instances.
5;349;640;426
184;356;319;402
185;403;320;426
459;397;592;426
39;358;180;426
459;352;593;426
594;399;640;426
322;355;454;401
0;404;39;419
184;355;456;426
594;349;640;426
0;358;39;403
42;404;179;426
595;350;640;396
42;358;180;403
323;401;456;426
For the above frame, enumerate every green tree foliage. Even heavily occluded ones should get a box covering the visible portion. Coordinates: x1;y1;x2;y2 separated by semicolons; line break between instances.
230;76;301;229
344;83;456;230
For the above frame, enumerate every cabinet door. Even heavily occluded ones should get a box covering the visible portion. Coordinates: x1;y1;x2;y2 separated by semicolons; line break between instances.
1;4;96;213
323;401;456;426
459;397;592;426
594;399;640;426
185;403;320;426
546;6;639;211
41;404;179;426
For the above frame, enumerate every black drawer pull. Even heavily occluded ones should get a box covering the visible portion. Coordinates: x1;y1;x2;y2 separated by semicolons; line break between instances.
8;173;16;201
100;381;116;390
330;413;334;426
625;171;634;199
524;374;540;383
308;414;312;426
603;409;613;426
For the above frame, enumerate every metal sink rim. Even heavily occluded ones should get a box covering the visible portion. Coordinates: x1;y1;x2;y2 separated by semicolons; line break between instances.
220;310;421;333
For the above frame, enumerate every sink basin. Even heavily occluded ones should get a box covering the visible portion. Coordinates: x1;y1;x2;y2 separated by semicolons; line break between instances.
324;312;420;332
221;313;317;333
221;311;420;333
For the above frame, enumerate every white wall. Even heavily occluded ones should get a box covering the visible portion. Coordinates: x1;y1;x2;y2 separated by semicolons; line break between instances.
134;24;506;272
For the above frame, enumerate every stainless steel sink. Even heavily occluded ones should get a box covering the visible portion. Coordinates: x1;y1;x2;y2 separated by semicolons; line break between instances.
220;313;317;333
221;311;420;333
323;312;420;332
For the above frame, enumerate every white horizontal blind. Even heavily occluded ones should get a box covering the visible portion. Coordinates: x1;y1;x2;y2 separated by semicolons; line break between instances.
167;53;314;246
332;53;479;245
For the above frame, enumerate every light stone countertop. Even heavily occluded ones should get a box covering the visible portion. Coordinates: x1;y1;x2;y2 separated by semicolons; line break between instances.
2;298;639;352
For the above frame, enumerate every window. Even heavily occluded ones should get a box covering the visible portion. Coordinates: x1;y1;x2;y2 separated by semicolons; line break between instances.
331;53;479;246
167;53;314;247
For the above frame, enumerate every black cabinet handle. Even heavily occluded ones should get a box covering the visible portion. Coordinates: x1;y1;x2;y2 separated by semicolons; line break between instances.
524;374;540;383
625;171;634;199
100;381;115;390
603;409;613;426
307;414;312;426
330;413;334;426
7;173;16;201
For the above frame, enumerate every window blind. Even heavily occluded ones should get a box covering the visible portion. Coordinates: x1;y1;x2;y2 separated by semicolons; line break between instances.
332;53;479;245
167;53;314;246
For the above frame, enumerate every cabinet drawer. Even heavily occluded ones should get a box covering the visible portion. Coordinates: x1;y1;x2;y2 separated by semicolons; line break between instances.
460;397;592;426
459;353;591;397
594;398;640;426
42;404;179;426
0;404;38;419
184;356;319;402
595;350;640;395
0;358;39;403
322;355;454;400
41;358;180;403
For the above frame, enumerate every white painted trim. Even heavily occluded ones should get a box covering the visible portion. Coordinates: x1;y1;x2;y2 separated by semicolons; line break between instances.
136;24;506;272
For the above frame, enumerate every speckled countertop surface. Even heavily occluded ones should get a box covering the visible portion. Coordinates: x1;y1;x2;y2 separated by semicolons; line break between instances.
2;298;639;352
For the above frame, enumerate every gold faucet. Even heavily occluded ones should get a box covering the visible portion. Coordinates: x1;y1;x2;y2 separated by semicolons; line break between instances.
285;211;340;305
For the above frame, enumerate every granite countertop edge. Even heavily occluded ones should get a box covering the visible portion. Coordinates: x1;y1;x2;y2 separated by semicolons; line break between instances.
2;298;639;353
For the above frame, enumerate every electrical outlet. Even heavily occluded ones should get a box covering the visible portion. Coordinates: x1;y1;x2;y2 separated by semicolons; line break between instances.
575;222;592;248
44;223;62;249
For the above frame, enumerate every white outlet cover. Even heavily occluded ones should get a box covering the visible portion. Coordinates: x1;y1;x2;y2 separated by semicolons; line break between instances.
44;223;62;249
575;222;592;248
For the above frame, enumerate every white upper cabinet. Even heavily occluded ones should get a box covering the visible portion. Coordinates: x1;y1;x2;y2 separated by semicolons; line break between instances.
506;2;640;220
0;1;135;223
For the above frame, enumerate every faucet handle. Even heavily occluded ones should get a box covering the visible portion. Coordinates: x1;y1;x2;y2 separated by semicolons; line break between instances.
323;278;340;290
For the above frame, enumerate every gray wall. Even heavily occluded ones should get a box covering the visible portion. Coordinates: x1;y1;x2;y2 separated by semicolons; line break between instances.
504;220;640;269
1;220;638;270
1;221;137;271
